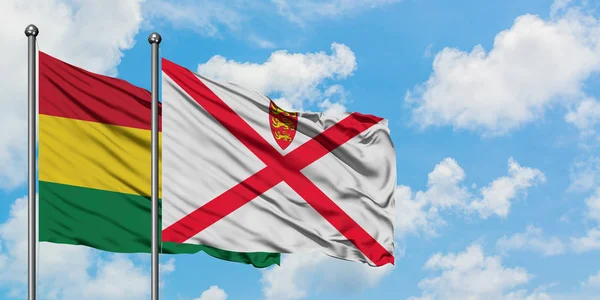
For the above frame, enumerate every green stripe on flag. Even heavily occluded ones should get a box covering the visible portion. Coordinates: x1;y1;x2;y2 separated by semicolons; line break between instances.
39;181;280;268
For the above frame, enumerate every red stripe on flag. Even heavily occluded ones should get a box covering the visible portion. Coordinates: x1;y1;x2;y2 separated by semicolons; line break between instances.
163;60;281;166
284;112;383;169
160;167;281;243
39;51;160;131
283;172;395;266
161;58;394;266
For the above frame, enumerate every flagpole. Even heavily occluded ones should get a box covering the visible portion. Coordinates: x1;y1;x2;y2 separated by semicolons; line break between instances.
149;32;162;300
25;24;39;300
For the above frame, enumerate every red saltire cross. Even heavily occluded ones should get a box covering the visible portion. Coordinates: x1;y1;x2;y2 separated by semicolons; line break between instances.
161;58;394;266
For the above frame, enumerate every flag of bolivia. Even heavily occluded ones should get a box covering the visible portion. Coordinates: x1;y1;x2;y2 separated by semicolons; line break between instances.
37;51;279;268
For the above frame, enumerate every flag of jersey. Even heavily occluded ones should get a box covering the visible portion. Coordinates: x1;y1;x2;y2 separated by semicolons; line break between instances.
161;58;396;266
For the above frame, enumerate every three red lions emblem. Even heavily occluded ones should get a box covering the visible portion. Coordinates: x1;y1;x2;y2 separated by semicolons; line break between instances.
269;101;298;150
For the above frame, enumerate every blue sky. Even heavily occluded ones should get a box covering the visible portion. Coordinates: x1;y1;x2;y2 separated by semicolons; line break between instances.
1;0;600;299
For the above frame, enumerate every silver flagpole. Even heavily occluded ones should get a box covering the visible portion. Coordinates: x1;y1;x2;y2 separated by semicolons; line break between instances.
148;32;162;300
25;24;39;300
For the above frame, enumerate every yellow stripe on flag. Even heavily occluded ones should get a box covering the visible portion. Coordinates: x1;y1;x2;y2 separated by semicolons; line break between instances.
39;114;162;197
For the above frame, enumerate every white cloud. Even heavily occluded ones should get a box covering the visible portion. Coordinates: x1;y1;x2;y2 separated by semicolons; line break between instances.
260;252;394;300
424;44;434;58
571;228;600;253
560;208;577;223
145;0;401;37
272;0;401;25
565;97;600;134
394;184;445;238
496;226;566;256
551;0;575;17
423;157;471;208
581;270;600;289
0;196;153;299
570;187;600;253
0;0;145;189
504;290;552;300
248;35;277;49
584;188;600;222
468;158;546;219
143;0;243;37
75;255;149;299
396;157;545;237
406;3;600;135
318;98;347;116
194;285;228;300
409;244;541;300
569;156;600;192
143;0;396;45
197;42;357;110
160;258;176;274
317;84;349;116
395;158;468;237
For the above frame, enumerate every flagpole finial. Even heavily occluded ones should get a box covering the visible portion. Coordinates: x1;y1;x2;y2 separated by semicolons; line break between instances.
24;24;39;37
148;32;162;45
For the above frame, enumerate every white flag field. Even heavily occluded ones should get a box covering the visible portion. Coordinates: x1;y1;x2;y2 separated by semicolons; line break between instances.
160;58;397;267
